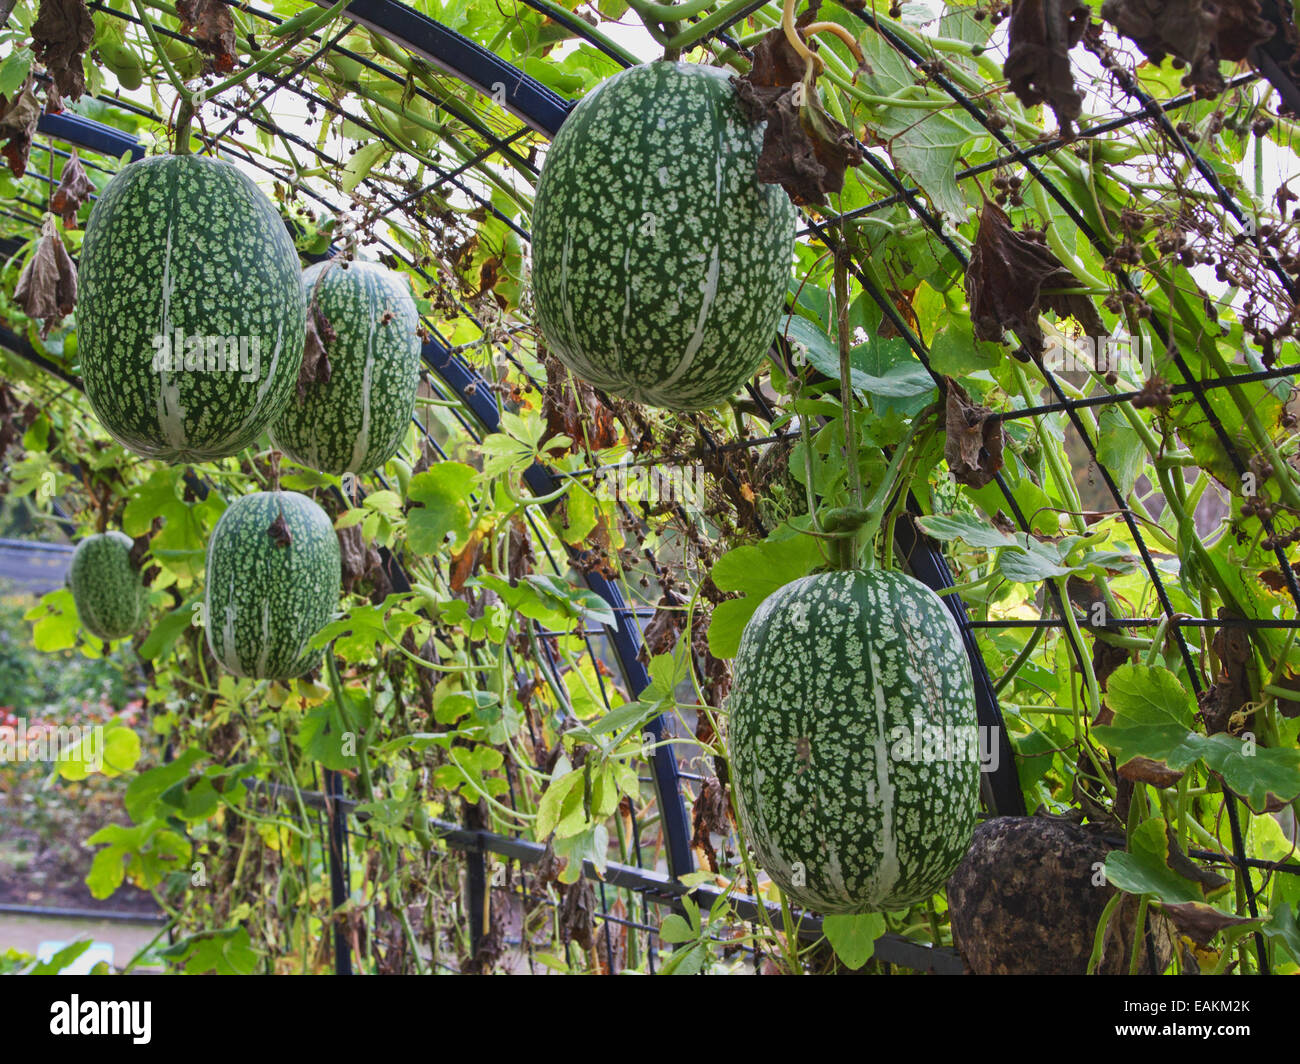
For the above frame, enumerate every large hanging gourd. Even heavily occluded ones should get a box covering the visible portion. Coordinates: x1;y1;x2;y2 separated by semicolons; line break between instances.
727;570;980;913
530;62;795;411
269;260;421;476
78;154;306;462
204;491;340;680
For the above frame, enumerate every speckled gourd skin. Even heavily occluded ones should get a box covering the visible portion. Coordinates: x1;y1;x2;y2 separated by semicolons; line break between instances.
78;154;306;462
67;531;148;641
269;261;421;475
530;62;795;411
727;570;980;913
204;491;340;680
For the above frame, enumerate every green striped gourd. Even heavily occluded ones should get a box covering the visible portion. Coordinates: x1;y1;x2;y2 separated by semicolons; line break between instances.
78;154;306;462
269;260;421;475
530;61;795;411
66;531;148;641
204;491;340;680
727;570;980;913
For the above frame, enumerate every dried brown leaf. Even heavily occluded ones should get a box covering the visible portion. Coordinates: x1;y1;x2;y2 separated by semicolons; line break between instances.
966;201;1105;357
731;2;864;205
944;378;1005;488
1005;0;1091;130
690;775;732;874
1100;0;1273;96
32;0;94;107
1117;755;1185;788
266;510;292;548
50;150;94;229
14;215;77;337
177;0;237;74
297;302;335;400
1197;610;1253;735
0;81;40;178
1160;901;1256;946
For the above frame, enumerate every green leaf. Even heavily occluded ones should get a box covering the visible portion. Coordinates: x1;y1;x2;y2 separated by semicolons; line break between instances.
1105;664;1196;729
914;512;1017;551
994;537;1083;582
535;765;584;839
822;912;886;970
876;105;983;222
26;588;79;652
658;913;696;944
781;316;934;398
26;939;93;975
299;700;358;770
1263;903;1300;965
85;821;190;899
1199;733;1300;809
158;927;259;975
1095;405;1145;497
407;462;476;553
341;141;388;193
928;315;1001;376
0;49;32;98
1104;819;1208;904
125;747;205;822
56;719;141;780
552;823;608;882
138;596;199;661
707;532;824;658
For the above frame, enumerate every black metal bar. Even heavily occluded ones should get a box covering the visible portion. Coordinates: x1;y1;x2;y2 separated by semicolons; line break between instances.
248;778;966;974
323;768;353;976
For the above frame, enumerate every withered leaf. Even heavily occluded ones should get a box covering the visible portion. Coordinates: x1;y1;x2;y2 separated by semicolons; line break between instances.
541;353;617;455
50;151;94;229
449;529;483;592
1100;0;1273;97
557;877;596;951
267;510;292;548
1005;0;1091;131
14;215;77;337
1160;901;1256;946
1117;755;1185;788
1166;825;1231;896
1271;670;1300;719
0;383;37;457
336;523;368;593
690;775;732;874
1093;637;1131;692
638;588;685;665
0;81;40;178
507;515;533;582
944;378;1005;488
32;0;94;108
178;0;238;73
297;302;335;400
731;2;864;205
1197;611;1253;735
966;201;1106;357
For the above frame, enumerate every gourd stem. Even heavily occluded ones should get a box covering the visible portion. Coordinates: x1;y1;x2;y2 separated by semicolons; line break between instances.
833;244;864;546
780;0;820;80
800;21;864;64
666;0;773;51
625;0;717;24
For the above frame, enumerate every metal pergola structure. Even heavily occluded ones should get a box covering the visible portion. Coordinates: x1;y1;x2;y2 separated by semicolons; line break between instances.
3;0;1299;974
